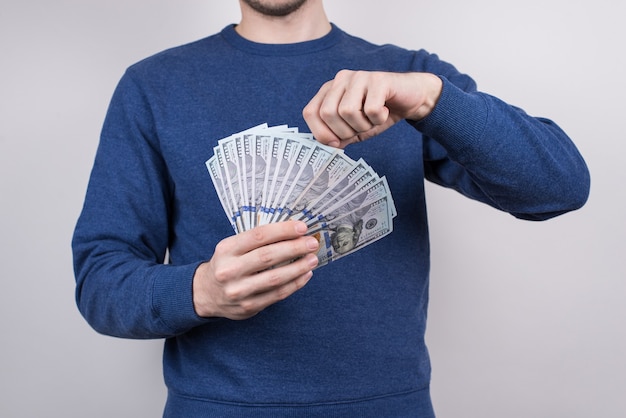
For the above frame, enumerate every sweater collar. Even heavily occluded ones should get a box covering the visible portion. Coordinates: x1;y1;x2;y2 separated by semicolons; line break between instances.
220;23;342;56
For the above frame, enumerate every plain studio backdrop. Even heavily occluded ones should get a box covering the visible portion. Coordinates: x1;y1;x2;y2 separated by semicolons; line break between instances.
1;1;624;417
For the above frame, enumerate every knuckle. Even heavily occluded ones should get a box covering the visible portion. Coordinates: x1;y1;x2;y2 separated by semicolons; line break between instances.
367;70;382;82
211;254;241;282
319;103;335;121
214;239;231;256
223;286;244;302
275;283;294;301
213;266;232;284
251;227;266;243
362;103;377;116
335;69;352;81
256;246;274;266
266;272;283;288
302;104;315;119
338;103;359;119
238;300;257;316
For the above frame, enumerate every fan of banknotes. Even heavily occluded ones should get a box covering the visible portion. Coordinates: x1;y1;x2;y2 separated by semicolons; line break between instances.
206;124;396;268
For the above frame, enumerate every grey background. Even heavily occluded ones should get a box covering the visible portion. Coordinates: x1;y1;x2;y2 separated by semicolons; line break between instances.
1;1;624;417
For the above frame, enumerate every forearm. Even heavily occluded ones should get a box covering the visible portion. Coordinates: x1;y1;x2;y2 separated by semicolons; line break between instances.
73;239;211;339
415;77;590;219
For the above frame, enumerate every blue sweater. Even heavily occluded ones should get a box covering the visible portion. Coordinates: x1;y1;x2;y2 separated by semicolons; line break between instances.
73;24;589;417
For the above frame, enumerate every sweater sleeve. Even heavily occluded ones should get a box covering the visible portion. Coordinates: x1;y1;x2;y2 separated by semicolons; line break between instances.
72;71;212;339
412;61;590;220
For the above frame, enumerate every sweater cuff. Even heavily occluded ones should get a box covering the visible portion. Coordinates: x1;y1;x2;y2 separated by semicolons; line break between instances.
411;76;489;160
151;262;215;335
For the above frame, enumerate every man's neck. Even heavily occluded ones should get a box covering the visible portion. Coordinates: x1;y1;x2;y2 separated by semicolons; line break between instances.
236;0;331;44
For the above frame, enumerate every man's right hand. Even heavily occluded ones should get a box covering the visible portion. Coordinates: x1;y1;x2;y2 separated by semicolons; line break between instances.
192;220;320;320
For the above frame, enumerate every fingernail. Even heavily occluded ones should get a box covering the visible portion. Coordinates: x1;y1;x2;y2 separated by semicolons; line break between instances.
306;237;319;250
295;221;307;234
307;253;319;267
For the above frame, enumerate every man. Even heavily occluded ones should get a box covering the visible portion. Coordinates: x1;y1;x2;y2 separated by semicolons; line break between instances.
72;1;590;416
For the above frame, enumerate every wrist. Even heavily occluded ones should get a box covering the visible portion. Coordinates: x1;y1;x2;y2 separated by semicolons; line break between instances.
192;261;216;318
412;73;443;121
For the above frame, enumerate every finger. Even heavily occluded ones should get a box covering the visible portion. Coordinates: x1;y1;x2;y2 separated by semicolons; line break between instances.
229;220;309;256
303;82;347;147
243;233;320;275
361;73;392;126
336;73;377;133
251;252;318;296
316;84;361;141
338;105;375;134
227;268;315;320
254;268;314;306
224;252;318;316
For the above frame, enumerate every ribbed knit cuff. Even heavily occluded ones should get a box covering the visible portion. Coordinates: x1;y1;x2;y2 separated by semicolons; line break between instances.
151;262;216;335
411;76;489;162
